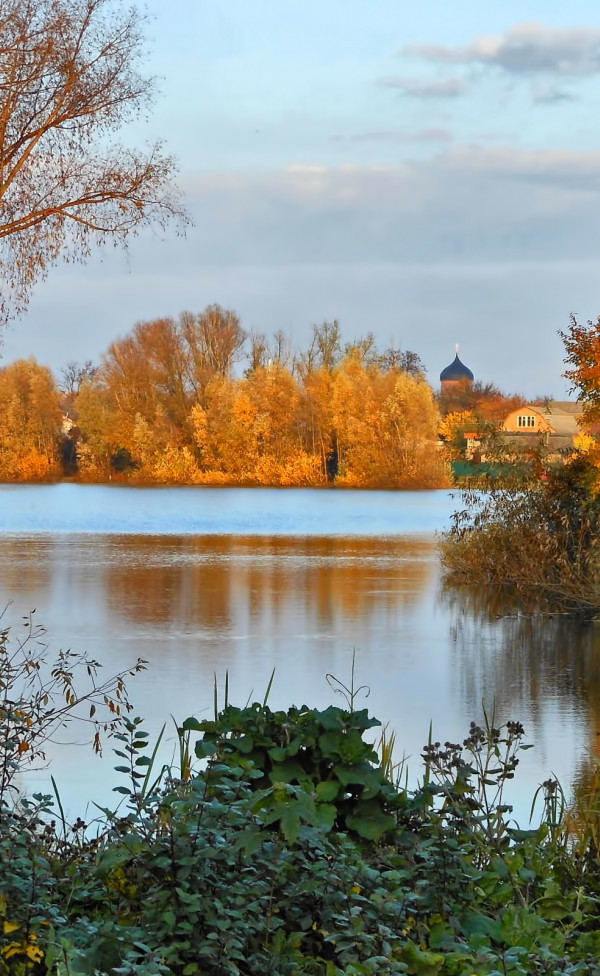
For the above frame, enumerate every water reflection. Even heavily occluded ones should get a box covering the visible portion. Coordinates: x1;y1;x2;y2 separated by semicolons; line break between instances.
0;536;53;595
103;535;434;633
443;585;600;777
0;533;439;732
0;529;597;822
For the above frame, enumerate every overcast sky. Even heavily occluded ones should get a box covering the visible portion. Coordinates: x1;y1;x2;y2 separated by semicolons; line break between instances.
4;0;600;398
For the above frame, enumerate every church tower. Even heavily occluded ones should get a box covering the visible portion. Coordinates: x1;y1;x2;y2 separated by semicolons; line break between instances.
440;348;474;393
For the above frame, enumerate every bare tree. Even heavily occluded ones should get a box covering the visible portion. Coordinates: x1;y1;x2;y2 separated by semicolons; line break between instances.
245;331;269;375
296;320;342;376
60;359;97;395
380;346;425;377
183;305;247;384
0;0;187;323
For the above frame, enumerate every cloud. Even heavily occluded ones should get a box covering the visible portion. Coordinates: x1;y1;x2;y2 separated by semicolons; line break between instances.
441;146;600;189
342;128;454;143
531;84;578;104
380;75;468;98
175;148;600;273
406;23;600;75
8;149;600;397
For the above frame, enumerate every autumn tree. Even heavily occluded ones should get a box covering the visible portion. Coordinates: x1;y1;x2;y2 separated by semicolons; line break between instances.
103;317;191;433
0;0;186;323
561;314;600;428
75;374;128;477
380;347;424;376
246;331;270;375
296;321;342;375
0;358;63;478
332;352;446;487
439;379;524;421
191;365;323;486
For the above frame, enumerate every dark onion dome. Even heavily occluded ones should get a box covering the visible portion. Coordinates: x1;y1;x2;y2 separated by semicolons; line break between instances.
440;353;474;383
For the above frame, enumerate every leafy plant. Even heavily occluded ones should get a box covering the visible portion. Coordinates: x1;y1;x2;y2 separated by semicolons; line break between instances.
0;609;146;810
4;658;600;975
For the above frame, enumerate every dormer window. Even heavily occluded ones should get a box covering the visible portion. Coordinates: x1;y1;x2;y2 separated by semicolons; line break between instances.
518;414;536;428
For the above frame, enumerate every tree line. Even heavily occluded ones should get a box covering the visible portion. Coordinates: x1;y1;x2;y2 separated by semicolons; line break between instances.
0;307;454;488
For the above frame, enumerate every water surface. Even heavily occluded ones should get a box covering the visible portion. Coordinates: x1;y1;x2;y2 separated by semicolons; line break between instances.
0;483;457;536
0;485;597;824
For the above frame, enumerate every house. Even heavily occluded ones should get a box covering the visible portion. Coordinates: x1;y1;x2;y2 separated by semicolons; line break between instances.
501;401;583;452
459;401;584;462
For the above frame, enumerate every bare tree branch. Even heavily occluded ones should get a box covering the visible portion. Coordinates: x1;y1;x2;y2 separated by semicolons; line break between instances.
0;0;188;324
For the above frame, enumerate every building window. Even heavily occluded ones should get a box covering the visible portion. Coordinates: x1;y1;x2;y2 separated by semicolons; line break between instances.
518;414;536;428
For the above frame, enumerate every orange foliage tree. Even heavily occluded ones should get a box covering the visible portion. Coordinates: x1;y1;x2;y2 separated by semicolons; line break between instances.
49;312;449;488
332;350;447;487
0;359;63;479
561;314;600;428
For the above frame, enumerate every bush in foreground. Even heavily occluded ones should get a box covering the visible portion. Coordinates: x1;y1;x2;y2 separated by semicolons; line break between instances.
3;694;600;975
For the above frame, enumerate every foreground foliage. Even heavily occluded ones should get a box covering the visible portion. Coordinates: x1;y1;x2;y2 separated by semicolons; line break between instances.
3;685;600;974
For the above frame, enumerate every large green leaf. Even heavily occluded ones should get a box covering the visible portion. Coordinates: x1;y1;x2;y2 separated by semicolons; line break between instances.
315;780;340;802
345;799;396;840
335;764;383;796
268;759;306;784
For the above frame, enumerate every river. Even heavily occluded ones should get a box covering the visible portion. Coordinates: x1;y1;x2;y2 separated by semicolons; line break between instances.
0;483;598;824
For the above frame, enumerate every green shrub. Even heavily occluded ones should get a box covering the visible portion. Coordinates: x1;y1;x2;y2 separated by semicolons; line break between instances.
4;696;600;975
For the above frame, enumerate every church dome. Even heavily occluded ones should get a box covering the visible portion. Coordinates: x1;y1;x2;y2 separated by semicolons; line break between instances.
440;353;474;384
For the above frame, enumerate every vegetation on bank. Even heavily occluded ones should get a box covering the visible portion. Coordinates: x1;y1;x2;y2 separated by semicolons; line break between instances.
3;619;600;976
0;313;529;490
440;451;600;615
441;317;600;617
0;315;448;489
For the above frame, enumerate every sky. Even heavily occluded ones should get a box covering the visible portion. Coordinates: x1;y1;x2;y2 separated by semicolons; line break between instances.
3;0;600;398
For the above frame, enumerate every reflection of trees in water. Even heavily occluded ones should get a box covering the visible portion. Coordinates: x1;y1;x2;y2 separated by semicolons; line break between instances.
442;583;600;759
103;535;435;634
0;537;54;605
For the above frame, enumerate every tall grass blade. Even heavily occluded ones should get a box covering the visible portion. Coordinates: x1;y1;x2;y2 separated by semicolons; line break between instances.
172;715;192;781
51;774;67;840
263;668;276;706
141;722;166;797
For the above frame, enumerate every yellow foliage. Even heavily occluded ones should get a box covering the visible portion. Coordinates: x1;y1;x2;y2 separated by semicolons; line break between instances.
332;361;446;487
1;932;43;967
250;455;282;485
438;411;475;442
190;403;209;452
151;445;199;483
15;450;54;481
194;469;233;485
574;432;596;454
233;389;257;429
279;451;326;487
